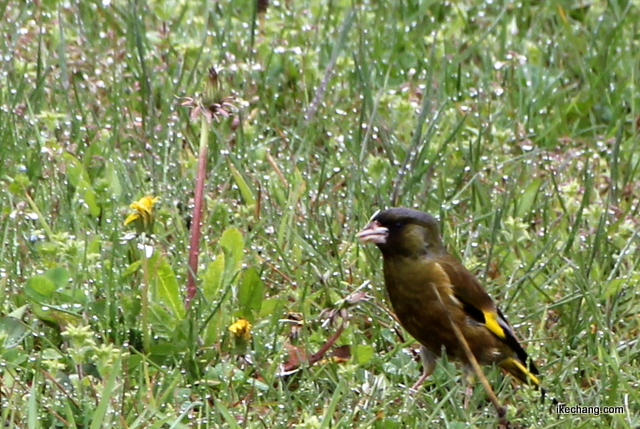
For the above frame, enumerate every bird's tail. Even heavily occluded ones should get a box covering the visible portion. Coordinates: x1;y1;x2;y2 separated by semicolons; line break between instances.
500;357;561;405
499;357;541;388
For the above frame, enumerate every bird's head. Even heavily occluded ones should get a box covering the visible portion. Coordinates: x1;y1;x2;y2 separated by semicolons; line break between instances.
357;208;444;258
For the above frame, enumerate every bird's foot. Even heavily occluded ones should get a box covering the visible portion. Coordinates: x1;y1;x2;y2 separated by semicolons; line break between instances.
410;372;431;392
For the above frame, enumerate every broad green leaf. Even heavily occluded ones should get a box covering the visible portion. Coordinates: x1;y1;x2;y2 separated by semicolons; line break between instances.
8;304;28;319
248;378;270;391
83;186;101;217
2;348;28;366
202;317;219;347
219;227;244;274
63;152;100;217
237;267;264;320
122;260;143;277
25;275;56;301
355;344;374;364
148;302;177;336
602;276;637;299
9;173;30;195
149;341;185;357
0;316;28;349
259;297;282;318
45;267;69;289
88;299;107;319
57;288;87;305
152;257;186;319
28;305;59;326
87;236;102;254
63;152;88;188
41;348;63;360
171;318;191;345
202;252;225;302
105;162;122;197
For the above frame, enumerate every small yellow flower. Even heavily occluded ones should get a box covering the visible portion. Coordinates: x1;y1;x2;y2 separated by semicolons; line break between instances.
124;195;158;228
228;318;252;341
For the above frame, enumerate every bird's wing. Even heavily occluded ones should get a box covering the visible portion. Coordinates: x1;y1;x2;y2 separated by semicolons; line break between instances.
433;258;539;376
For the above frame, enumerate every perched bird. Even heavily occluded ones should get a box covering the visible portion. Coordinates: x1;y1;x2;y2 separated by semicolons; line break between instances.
357;207;541;391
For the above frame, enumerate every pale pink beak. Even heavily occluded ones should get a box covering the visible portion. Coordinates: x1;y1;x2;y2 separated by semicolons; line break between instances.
356;220;388;244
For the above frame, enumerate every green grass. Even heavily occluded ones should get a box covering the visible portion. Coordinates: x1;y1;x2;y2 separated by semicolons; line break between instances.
1;0;639;427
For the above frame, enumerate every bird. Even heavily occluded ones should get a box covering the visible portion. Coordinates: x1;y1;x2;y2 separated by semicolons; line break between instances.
357;207;541;392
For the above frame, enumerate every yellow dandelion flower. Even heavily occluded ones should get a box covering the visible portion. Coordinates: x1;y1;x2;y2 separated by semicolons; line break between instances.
228;318;252;341
124;195;158;228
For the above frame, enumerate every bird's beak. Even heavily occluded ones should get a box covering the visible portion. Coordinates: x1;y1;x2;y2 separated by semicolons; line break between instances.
356;220;388;244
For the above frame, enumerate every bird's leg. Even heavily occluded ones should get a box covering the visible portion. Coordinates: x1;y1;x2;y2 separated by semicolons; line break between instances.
463;369;475;409
411;373;430;391
411;346;436;391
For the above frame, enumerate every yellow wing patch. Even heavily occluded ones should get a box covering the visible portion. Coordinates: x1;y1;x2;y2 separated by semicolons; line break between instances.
483;311;506;339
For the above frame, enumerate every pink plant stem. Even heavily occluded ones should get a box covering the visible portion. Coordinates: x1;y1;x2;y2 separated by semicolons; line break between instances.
186;114;209;308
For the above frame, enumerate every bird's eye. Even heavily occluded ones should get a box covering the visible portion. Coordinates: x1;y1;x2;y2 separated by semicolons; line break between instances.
393;222;403;230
